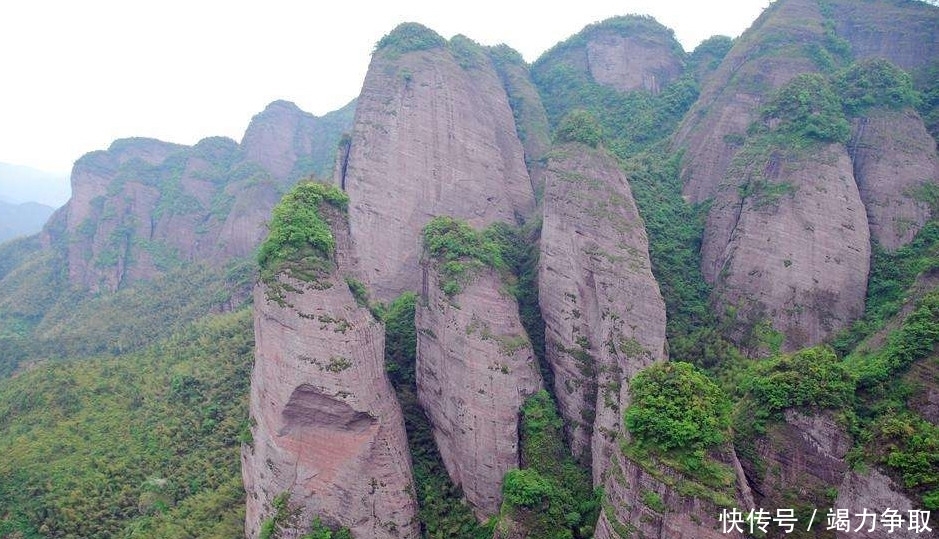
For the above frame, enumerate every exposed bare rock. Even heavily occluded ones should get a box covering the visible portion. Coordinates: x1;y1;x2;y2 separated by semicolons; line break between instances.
849;109;939;250
835;469;918;539
416;263;542;518
826;0;939;74
534;16;685;98
673;0;825;204
242;207;418;539
595;447;750;539
538;143;666;478
703;143;870;350
738;411;851;530
343;25;536;302
487;45;552;198
242;99;356;182
739;410;920;539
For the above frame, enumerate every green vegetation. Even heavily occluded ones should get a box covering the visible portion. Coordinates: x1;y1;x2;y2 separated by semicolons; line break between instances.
746;346;855;415
376;22;446;55
497;390;599;539
758;73;850;144
257;181;348;291
625;362;732;452
836;58;919;115
833;221;939;355
847;289;939;390
555;109;603;147
422;216;507;296
0;309;253;538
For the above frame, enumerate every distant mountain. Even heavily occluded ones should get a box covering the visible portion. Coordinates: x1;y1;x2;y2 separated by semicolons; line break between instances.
0;200;55;243
0;162;70;208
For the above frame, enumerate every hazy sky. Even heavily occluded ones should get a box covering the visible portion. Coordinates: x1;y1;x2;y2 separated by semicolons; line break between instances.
1;0;769;174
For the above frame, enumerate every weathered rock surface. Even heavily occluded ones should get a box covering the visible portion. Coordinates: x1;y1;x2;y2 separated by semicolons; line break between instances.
673;0;825;204
242;99;356;182
342;26;535;302
242;207;418;539
835;469;917;539
703;143;870;350
416;264;542;517
740;410;918;539
487;45;552;198
538;143;667;478
827;0;939;75
595;447;751;539
57;99;353;293
849;109;939;250
534;16;685;97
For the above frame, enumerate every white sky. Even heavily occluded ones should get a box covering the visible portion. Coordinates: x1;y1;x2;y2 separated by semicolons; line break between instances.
0;0;769;174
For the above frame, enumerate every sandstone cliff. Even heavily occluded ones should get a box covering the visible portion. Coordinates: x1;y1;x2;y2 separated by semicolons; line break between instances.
673;0;826;204
342;25;535;302
416;253;542;518
740;410;918;539
703;142;870;350
849;108;939;250
242;99;356;182
595;447;751;539
57;99;353;293
487;45;552;198
243;200;418;539
535;16;685;97
538;142;666;478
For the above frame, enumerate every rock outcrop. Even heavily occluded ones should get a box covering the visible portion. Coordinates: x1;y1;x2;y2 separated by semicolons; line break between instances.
533;16;685;98
849;109;939;250
595;448;751;539
538;142;667;478
703;143;870;350
242;99;356;182
57;99;354;293
487;45;552;197
826;0;939;75
416;262;542;518
342;25;535;302
740;410;918;539
243;204;418;539
673;0;826;204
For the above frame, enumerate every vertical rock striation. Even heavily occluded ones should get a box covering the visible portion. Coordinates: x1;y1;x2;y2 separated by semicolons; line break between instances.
416;262;542;518
342;25;535;302
538;142;667;478
243;203;418;539
241;99;356;182
849;109;939;251
703;143;871;350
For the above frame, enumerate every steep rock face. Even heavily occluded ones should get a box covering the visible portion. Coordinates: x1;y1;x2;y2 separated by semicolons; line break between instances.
538;143;667;478
416;265;542;517
343;26;535;302
849;109;939;250
742;410;916;539
585;27;684;95
536;16;685;97
673;0;825;203
595;448;751;539
63;137;284;292
242;99;356;181
242;208;418;539
836;469;917;539
487;45;552;197
703;144;870;350
827;0;939;74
